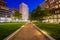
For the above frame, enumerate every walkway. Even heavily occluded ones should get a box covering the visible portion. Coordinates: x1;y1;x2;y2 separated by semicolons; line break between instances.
7;23;50;40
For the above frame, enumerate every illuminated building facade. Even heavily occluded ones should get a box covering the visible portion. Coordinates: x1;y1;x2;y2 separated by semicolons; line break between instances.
0;0;11;18
0;0;12;22
41;0;60;23
19;3;29;21
11;8;17;17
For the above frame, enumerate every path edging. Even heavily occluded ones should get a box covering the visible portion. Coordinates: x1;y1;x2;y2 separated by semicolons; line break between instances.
33;23;55;40
3;22;55;40
3;23;28;40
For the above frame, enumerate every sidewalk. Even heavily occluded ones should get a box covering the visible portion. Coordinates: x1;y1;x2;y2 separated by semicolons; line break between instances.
5;23;53;40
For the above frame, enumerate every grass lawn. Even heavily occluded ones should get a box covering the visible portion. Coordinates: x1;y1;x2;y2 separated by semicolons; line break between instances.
34;22;60;40
0;22;26;40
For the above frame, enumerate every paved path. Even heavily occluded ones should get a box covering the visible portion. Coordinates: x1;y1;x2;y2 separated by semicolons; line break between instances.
7;23;50;40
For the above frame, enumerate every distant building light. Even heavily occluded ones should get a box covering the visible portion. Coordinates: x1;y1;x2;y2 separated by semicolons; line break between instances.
59;1;60;3
55;5;58;8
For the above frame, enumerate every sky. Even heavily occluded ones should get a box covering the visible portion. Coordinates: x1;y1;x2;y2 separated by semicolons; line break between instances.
4;0;44;12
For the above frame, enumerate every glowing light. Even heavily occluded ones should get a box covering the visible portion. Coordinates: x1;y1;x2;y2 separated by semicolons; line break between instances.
21;25;25;27
42;30;48;34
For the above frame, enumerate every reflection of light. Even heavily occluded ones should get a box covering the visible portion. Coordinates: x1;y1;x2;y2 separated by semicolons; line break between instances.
21;25;25;27
33;24;35;26
33;23;48;35
42;30;48;34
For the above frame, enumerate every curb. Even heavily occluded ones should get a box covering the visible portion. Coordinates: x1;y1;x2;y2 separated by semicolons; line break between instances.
3;23;28;40
33;23;55;40
3;22;55;40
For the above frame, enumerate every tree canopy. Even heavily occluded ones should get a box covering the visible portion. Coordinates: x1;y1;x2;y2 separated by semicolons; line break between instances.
29;6;51;22
14;11;22;19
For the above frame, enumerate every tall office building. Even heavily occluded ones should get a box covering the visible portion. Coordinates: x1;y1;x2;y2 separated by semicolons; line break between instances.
19;3;29;21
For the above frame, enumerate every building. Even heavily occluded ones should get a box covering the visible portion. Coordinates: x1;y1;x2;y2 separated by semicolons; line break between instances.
11;8;17;17
41;0;60;23
19;3;29;21
11;8;21;22
0;0;12;22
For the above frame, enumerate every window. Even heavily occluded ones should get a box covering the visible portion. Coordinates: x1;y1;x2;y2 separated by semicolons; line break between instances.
59;0;60;3
59;4;60;7
55;10;59;14
55;5;58;8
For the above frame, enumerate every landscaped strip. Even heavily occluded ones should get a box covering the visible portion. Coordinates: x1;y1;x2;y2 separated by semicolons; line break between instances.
0;22;26;40
4;22;55;40
34;22;60;40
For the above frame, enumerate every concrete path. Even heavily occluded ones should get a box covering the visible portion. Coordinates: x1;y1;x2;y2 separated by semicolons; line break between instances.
7;23;50;40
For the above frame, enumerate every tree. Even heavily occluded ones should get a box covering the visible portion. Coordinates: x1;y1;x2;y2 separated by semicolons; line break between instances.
14;11;22;19
29;6;51;22
29;9;36;20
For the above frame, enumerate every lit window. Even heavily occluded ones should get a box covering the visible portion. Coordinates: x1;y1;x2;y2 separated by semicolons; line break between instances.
52;6;55;8
55;5;58;8
59;1;60;3
59;4;60;7
46;5;49;8
55;10;59;13
53;0;54;2
56;2;58;4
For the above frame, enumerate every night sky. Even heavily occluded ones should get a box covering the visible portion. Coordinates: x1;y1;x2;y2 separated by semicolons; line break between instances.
4;0;44;12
